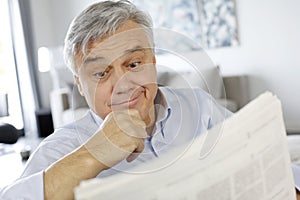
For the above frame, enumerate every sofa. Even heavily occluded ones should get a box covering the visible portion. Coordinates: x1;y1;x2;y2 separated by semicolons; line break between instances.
48;48;249;129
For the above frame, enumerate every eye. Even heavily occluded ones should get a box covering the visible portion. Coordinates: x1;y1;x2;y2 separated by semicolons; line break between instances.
93;66;112;79
94;71;107;79
128;62;141;70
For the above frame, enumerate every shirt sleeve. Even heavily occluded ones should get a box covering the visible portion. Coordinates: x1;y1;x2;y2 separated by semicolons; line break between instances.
0;171;44;199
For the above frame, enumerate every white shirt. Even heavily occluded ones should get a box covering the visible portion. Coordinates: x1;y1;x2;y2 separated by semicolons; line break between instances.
0;87;259;199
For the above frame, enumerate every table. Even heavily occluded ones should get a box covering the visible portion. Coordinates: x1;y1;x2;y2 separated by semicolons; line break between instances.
0;136;42;188
0;152;25;188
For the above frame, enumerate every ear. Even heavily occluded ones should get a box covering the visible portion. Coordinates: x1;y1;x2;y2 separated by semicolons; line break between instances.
74;75;84;96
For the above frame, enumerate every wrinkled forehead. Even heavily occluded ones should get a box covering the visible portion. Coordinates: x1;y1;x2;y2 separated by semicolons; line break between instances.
75;28;153;68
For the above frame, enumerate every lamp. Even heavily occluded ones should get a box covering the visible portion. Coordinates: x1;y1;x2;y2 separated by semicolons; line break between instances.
38;47;51;72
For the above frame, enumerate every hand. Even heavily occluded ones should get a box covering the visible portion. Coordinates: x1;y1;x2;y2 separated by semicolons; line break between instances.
44;110;146;199
85;109;147;169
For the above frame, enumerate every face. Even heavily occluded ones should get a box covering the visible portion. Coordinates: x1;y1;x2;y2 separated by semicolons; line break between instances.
74;21;158;127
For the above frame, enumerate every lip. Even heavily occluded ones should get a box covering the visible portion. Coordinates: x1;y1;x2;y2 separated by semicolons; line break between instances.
110;91;142;109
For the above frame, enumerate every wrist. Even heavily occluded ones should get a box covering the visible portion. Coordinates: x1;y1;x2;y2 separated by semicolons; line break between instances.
77;145;108;174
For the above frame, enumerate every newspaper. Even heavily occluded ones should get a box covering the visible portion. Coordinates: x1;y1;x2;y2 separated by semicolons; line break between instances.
74;92;297;200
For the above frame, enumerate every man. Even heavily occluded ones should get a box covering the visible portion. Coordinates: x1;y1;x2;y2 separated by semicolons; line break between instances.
0;1;232;199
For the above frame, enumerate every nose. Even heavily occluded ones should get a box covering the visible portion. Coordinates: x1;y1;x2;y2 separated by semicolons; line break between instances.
111;66;136;95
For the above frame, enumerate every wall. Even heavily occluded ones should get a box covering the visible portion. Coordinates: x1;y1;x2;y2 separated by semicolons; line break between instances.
207;0;300;132
29;0;99;108
29;0;56;108
29;0;300;131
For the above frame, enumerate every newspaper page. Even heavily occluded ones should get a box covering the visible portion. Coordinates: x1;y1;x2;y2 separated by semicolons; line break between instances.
75;92;297;200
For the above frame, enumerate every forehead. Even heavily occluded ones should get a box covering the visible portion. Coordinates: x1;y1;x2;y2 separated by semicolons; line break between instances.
90;29;150;58
75;21;152;67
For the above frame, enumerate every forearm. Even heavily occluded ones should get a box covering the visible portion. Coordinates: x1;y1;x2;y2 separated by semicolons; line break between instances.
44;110;147;199
44;145;106;200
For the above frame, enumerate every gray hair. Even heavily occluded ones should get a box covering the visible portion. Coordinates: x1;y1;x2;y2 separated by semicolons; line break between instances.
64;0;154;74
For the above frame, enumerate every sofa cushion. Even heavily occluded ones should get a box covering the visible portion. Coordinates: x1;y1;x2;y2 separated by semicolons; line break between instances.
157;67;223;99
217;98;238;112
288;135;300;166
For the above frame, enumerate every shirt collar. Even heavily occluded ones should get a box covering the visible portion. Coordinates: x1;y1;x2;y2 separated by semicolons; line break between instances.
90;109;103;127
151;88;171;138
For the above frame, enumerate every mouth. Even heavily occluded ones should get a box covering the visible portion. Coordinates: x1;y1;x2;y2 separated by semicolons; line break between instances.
110;90;143;109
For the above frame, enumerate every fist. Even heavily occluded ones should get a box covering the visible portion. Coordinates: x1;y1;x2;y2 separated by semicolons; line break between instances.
85;109;147;169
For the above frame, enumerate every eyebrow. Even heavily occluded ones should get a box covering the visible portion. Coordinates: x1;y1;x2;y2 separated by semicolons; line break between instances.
83;45;145;66
83;56;105;65
123;46;145;55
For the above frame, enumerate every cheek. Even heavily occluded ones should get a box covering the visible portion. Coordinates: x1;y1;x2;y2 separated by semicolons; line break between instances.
146;83;158;99
76;81;93;110
94;84;112;119
140;84;158;111
138;84;157;124
127;64;157;86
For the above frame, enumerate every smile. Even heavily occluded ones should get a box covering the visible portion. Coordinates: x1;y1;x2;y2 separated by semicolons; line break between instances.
110;91;143;109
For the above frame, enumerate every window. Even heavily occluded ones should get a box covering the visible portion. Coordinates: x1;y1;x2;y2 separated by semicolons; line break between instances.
0;0;24;130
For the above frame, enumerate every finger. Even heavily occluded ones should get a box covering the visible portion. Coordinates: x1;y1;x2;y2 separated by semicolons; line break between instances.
112;111;147;139
126;139;145;162
126;152;139;162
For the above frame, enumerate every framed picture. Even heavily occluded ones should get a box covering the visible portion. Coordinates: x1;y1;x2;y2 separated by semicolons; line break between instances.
133;0;239;50
201;0;239;48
